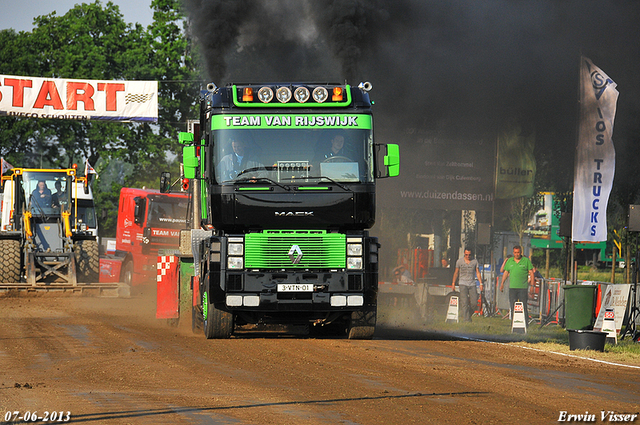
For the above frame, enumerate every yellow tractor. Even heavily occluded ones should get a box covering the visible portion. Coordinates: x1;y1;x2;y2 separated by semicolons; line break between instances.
0;167;99;287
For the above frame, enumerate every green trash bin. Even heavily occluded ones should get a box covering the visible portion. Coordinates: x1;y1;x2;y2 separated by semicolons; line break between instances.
562;284;597;330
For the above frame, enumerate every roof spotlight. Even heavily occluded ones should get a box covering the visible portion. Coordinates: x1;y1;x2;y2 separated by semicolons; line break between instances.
276;87;292;103
294;87;310;103
257;86;273;103
312;87;328;103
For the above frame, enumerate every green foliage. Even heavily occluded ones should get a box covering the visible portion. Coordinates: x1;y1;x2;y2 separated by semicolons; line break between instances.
508;193;542;246
0;0;201;236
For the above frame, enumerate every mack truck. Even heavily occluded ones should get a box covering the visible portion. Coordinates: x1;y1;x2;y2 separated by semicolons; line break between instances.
0;166;100;287
169;81;399;339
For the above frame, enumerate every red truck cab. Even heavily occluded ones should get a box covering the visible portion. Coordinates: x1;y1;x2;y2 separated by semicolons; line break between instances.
101;187;189;285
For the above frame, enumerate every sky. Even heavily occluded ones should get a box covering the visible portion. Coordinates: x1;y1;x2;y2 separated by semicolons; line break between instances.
0;0;154;32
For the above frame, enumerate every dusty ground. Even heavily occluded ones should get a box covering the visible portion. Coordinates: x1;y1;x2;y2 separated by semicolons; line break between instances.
1;287;639;425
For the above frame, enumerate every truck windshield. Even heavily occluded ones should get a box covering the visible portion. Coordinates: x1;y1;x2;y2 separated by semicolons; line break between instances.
212;127;374;184
22;171;72;216
147;197;189;229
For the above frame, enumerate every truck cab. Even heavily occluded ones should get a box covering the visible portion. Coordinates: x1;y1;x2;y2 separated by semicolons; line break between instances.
71;184;98;238
180;82;399;339
113;187;189;285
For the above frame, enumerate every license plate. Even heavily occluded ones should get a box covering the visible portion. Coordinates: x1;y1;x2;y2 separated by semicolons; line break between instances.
277;283;313;292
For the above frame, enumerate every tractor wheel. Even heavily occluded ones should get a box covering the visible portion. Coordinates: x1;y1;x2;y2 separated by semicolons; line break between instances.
347;306;377;340
74;239;99;283
0;240;22;283
202;291;233;339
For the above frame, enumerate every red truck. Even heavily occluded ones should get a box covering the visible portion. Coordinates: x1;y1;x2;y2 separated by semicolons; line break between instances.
100;187;189;285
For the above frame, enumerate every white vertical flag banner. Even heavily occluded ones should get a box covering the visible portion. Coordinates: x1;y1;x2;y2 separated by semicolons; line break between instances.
0;74;157;122
572;57;618;242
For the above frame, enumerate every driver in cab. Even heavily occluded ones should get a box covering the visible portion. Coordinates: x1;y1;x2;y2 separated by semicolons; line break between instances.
31;180;52;209
315;133;349;162
218;138;264;181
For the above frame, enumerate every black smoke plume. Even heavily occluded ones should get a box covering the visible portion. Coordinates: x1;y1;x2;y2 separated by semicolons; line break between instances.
181;0;640;195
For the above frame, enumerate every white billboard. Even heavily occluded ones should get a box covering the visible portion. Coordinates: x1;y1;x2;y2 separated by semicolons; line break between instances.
0;74;157;122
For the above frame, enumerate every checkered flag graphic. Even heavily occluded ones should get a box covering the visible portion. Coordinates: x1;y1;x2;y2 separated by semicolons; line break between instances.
125;93;154;104
157;256;176;282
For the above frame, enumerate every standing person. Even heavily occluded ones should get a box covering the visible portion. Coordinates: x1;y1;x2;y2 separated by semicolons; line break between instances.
500;246;535;321
451;248;484;322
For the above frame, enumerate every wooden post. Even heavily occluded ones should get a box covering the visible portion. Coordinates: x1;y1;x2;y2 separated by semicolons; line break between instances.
545;248;550;279
611;245;616;284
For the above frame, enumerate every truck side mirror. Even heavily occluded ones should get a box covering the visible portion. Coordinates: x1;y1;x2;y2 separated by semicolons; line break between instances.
183;145;198;179
160;172;170;193
178;131;194;145
377;144;399;178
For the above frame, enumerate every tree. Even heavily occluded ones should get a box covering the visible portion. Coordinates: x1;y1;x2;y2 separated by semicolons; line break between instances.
508;193;542;247
0;1;202;236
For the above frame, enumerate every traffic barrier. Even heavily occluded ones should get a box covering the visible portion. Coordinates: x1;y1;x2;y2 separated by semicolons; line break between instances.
511;301;527;333
445;295;459;323
156;255;179;319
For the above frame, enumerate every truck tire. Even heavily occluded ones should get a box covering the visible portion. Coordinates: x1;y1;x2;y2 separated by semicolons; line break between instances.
347;306;376;340
202;291;233;339
74;239;99;283
0;240;21;283
121;261;134;286
192;304;204;334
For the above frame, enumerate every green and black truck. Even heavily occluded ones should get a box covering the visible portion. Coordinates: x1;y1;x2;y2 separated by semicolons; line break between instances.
172;81;399;339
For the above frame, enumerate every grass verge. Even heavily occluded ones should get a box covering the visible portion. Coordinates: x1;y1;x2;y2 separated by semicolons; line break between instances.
378;305;640;366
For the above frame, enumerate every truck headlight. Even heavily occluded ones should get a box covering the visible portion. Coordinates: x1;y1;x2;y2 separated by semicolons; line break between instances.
294;87;310;103
228;243;243;256
227;237;244;269
276;87;292;103
346;237;363;270
313;87;328;103
258;86;273;103
347;257;363;270
228;257;244;269
347;243;362;256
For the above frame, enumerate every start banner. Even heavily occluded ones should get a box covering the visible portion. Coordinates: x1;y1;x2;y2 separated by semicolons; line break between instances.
0;74;157;122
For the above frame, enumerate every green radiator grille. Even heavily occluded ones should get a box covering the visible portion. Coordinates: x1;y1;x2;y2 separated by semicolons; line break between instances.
245;230;346;269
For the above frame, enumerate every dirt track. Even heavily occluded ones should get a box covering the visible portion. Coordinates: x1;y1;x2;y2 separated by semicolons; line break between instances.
1;287;639;425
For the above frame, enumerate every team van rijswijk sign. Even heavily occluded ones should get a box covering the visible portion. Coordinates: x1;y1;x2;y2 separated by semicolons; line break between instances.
572;58;618;242
211;114;371;129
0;74;158;122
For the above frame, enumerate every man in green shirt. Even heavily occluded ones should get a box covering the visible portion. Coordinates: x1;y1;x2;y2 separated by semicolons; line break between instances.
500;245;534;321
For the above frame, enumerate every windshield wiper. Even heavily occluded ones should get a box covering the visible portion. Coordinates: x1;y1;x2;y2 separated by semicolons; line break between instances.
291;175;350;191
235;177;290;191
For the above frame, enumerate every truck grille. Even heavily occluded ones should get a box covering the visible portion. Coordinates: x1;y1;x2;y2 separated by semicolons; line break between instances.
245;230;346;269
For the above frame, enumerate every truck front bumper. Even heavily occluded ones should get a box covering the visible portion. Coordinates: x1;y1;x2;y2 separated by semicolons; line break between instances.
222;269;374;312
